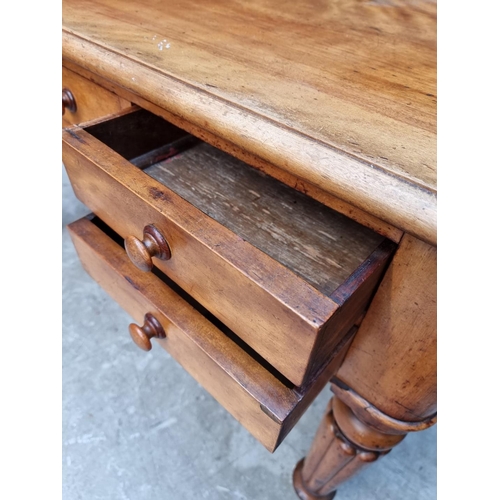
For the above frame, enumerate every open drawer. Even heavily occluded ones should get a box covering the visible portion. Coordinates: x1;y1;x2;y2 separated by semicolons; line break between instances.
68;215;360;452
63;108;395;387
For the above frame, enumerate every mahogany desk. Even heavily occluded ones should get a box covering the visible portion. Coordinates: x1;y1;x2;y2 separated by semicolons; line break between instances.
62;1;436;498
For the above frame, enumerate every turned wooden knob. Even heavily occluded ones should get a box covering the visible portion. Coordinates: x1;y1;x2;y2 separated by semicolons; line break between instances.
62;88;77;115
124;224;171;272
129;313;166;351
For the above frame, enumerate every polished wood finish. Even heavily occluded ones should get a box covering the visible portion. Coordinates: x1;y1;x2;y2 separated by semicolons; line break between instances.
294;233;436;497
68;216;369;451
63;0;436;244
68;215;293;451
62;88;76;115
62;1;436;495
82;108;385;294
330;377;436;435
307;239;394;381
294;397;406;499
61;59;403;243
62;109;394;387
62;66;130;127
63;123;334;386
331;398;405;451
336;234;437;421
124;224;171;272
129;312;166;351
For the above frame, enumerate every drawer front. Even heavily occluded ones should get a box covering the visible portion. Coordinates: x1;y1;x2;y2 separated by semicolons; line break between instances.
63;108;394;386
62;66;130;127
67;216;354;451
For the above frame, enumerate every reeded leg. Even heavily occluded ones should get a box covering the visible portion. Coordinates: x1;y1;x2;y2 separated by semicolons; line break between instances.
293;397;405;499
294;234;437;499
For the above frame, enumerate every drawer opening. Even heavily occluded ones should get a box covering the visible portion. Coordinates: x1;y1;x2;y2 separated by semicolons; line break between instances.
90;214;295;390
84;108;200;166
84;108;386;299
65;106;396;387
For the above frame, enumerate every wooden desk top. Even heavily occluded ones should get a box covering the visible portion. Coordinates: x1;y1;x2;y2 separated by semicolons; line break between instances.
62;0;436;245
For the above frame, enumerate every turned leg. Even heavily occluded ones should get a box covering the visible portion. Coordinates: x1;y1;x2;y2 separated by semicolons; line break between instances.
293;397;405;500
294;234;437;499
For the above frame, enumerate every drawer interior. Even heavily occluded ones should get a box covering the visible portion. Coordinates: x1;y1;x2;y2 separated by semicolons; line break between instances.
66;107;395;387
85;108;385;298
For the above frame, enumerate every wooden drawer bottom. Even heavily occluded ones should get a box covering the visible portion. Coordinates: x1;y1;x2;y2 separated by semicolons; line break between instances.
68;215;356;452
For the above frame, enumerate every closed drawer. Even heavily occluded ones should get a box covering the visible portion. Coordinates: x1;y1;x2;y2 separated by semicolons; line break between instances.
68;215;357;452
63;107;395;387
62;66;131;127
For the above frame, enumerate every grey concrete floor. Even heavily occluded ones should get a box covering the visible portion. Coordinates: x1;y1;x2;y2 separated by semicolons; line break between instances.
62;168;436;500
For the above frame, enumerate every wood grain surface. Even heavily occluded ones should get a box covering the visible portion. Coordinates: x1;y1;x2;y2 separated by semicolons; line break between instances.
336;234;437;421
61;59;404;243
62;66;130;126
145;142;385;296
62;0;437;244
294;397;405;499
68;216;292;451
63;124;338;386
68;216;365;451
63;110;393;387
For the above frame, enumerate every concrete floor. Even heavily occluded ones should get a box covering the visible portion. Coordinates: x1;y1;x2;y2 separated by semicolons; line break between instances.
62;168;436;500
